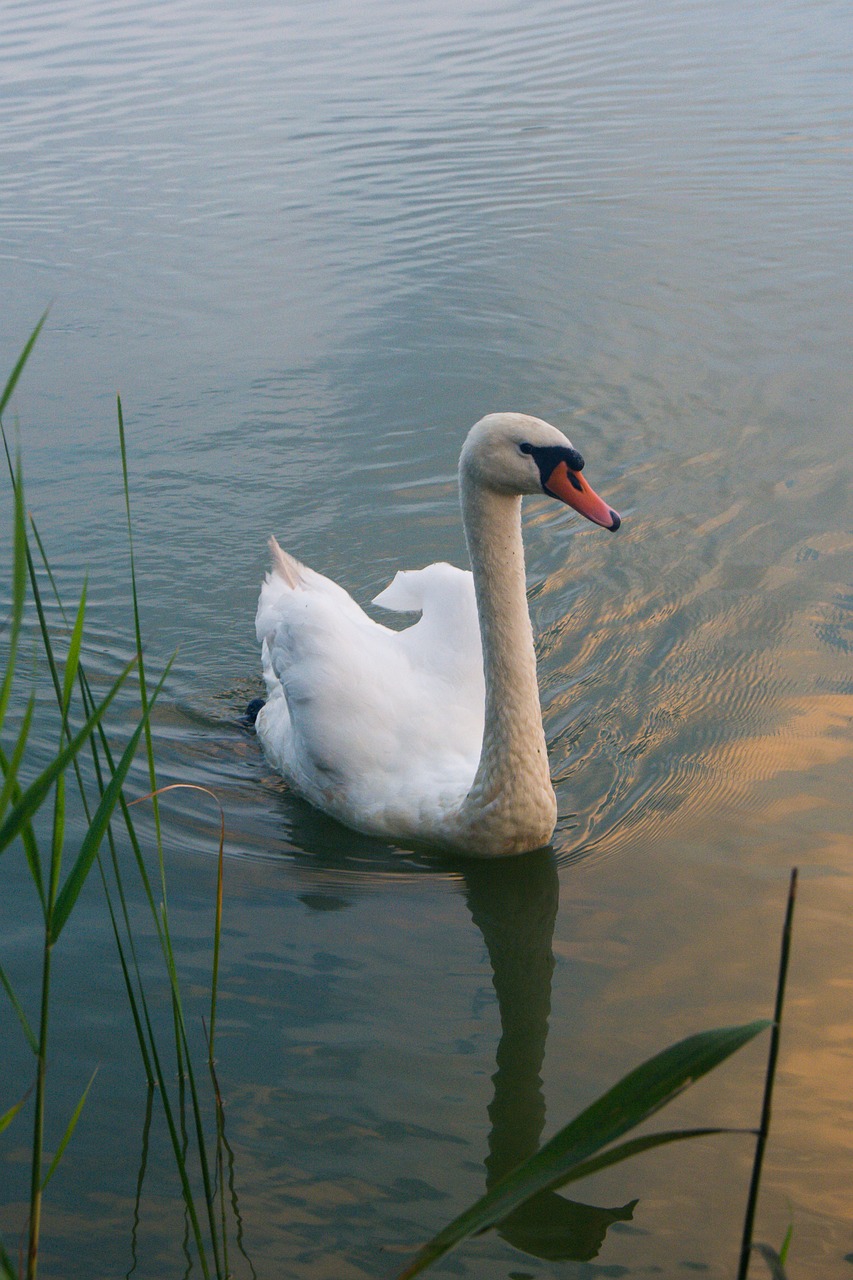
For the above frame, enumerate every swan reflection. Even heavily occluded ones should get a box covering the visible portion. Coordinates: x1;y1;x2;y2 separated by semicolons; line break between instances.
462;851;636;1262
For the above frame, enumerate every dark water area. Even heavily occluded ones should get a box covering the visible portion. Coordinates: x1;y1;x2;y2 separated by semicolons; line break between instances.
1;0;851;1276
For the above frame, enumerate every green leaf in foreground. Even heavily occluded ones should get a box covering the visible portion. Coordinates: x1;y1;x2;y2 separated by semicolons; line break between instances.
0;1235;16;1280
41;1067;98;1191
50;658;172;941
0;959;38;1054
0;1089;30;1137
0;656;136;859
394;1019;770;1279
752;1242;790;1280
0;311;47;420
0;694;36;825
0;455;28;733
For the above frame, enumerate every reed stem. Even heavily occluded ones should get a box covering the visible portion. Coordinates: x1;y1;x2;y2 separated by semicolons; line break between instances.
736;867;798;1280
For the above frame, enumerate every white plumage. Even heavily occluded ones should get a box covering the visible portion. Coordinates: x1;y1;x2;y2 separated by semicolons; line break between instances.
254;413;620;857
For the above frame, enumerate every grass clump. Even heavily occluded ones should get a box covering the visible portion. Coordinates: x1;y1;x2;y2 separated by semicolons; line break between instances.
0;318;233;1279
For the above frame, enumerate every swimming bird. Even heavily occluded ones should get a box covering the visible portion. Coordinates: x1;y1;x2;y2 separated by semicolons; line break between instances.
253;413;620;857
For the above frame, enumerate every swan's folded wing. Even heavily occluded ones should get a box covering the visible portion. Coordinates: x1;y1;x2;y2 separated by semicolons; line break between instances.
255;553;485;828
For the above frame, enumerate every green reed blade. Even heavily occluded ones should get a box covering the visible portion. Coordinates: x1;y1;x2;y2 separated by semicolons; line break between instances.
737;869;797;1280
0;693;36;823
22;495;162;1089
133;973;214;1278
96;861;155;1085
27;515;65;626
0;657;137;858
0;456;27;732
40;1067;98;1191
116;398;155;790
751;1242;790;1280
116;398;224;1269
0;312;47;420
60;578;87;717
394;1020;770;1279
46;580;89;900
50;660;172;943
0;742;45;910
0;1089;30;1136
24;500;163;1083
0;1234;16;1280
0;959;38;1054
158;903;224;1277
490;1124;751;1205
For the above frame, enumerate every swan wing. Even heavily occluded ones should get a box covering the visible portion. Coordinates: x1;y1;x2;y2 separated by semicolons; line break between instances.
255;546;484;835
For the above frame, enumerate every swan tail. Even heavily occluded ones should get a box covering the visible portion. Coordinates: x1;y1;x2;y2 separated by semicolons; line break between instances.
268;536;305;588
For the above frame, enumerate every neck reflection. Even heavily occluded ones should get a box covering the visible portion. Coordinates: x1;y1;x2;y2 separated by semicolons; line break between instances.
461;850;635;1263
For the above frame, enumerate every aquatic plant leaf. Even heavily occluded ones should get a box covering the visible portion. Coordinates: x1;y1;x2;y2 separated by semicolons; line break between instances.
50;662;170;942
0;694;36;823
0;456;27;732
0;741;45;911
752;1242;790;1279
394;1020;770;1279
0;657;136;858
40;1067;98;1191
60;578;88;717
0;959;37;1053
0;1234;16;1280
501;1124;739;1196
0;1089;30;1136
0;311;47;420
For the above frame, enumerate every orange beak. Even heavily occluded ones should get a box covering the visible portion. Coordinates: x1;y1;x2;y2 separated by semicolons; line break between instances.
542;459;621;531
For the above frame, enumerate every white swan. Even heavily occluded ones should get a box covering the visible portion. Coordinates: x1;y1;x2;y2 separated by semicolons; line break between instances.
254;413;620;857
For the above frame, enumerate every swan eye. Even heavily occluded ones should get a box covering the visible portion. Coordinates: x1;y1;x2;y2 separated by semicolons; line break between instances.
519;442;534;455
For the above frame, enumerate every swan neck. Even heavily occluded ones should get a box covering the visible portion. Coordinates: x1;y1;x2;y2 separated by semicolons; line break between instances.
457;471;556;854
463;481;537;704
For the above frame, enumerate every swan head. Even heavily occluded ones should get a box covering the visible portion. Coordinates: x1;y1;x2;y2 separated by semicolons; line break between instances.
460;413;621;531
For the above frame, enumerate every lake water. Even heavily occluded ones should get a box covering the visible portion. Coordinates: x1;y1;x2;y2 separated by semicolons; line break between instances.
1;0;851;1276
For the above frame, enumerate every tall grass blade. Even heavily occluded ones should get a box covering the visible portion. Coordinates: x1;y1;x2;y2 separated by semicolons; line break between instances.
0;1090;30;1136
158;905;224;1278
59;578;87;717
0;744;45;909
0;1236;16;1280
0;694;36;822
114;930;214;1278
19;491;165;1095
737;869;798;1280
0;961;38;1053
96;866;155;1084
495;1124;749;1193
50;661;172;942
40;1067;98;1191
133;784;227;1054
394;1020;770;1280
0;456;27;732
116;404;228;1272
751;1242;790;1280
23;502;162;1085
26;516;64;628
116;397;161;822
0;658;137;857
0;312;47;419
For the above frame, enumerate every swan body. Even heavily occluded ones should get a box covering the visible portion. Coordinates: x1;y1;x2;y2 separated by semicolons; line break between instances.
255;413;620;857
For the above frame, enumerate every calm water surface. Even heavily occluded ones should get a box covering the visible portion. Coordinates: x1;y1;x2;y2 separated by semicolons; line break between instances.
1;0;851;1276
